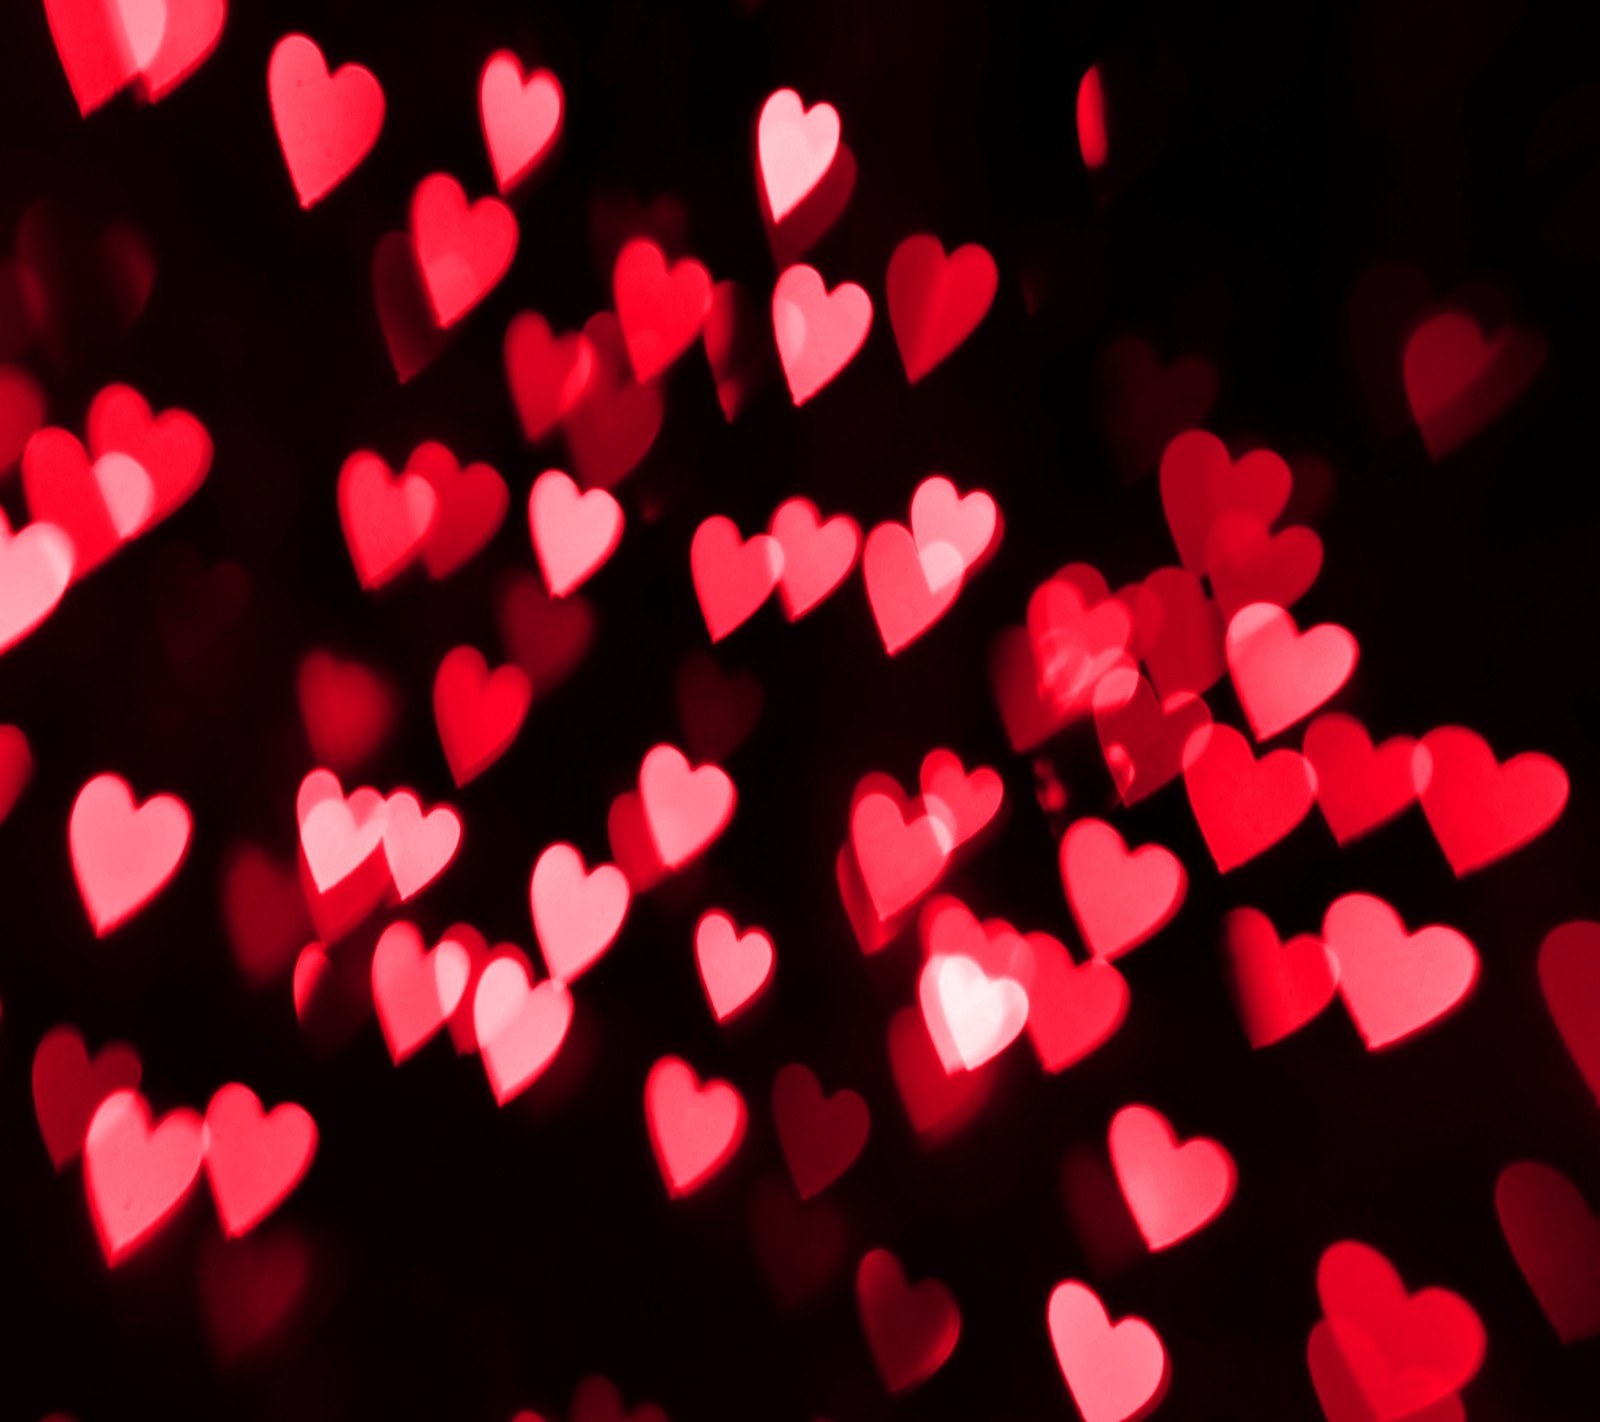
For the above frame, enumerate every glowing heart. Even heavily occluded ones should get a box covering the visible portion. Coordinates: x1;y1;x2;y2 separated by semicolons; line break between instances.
1059;818;1186;961
1205;512;1322;617
1414;725;1566;875
855;1249;960;1393
694;910;775;1023
23;428;136;578
33;1026;142;1169
690;516;783;641
131;0;225;102
862;523;965;654
504;313;593;442
407;441;508;579
1227;603;1358;741
1160;429;1292;574
613;238;713;383
772;263;872;405
433;645;531;786
919;748;1003;846
886;235;997;383
297;649;396;771
44;0;142;115
530;469;622;598
0;512;73;654
757;88;840;223
1048;1280;1170;1422
1221;906;1339;1048
644;1056;746;1198
381;791;461;900
201;1084;317;1238
1108;1104;1236;1251
84;1088;204;1266
474;960;573;1105
1023;934;1129;1072
86;383;211;524
850;788;954;921
1093;666;1211;805
268;35;384;209
909;475;1000;575
409;173;518;328
1302;713;1418;845
336;451;437;589
767;496;859;619
371;921;471;1064
69;772;190;935
1028;573;1135;713
919;952;1029;1071
1323;894;1478;1050
479;52;563;194
529;843;630;983
638;744;735;870
771;1063;869;1199
1184;723;1317;872
1124;565;1225;699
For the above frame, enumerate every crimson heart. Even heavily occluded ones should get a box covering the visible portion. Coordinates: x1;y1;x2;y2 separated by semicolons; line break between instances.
336;451;436;589
529;469;622;598
919;747;1003;846
433;645;530;786
772;263;872;405
1205;511;1322;617
758;88;841;223
409;173;518;328
202;1084;317;1238
478;52;563;194
1306;1320;1465;1422
1122;565;1225;699
70;772;190;935
497;567;593;693
561;314;663;488
1027;571;1134;714
1323;894;1477;1051
32;1025;142;1169
855;1248;961;1393
370;921;471;1064
135;0;226;103
198;1225;312;1364
608;790;667;894
703;278;774;420
690;516;783;641
84;1088;205;1266
44;0;142;115
694;910;775;1023
1108;1104;1235;1251
888;1004;993;1139
1403;309;1545;460
220;843;312;985
1023;933;1129;1072
86;383;211;525
1059;818;1185;960
886;235;997;383
0;366;44;474
613;238;713;383
1495;1161;1600;1343
1538;921;1600;1105
1048;1280;1170;1422
1220;906;1339;1048
504;313;593;442
644;1056;745;1198
1183;723;1316;872
771;1063;869;1200
1227;603;1358;741
473;960;573;1105
268;34;384;209
1093;666;1211;805
990;624;1071;752
862;521;965;655
1415;725;1566;875
849;786;953;922
406;441;508;579
1302;713;1418;845
1159;428;1292;574
1316;1240;1485;1420
0;723;32;825
767;496;859;619
529;842;630;983
23;427;144;579
372;230;450;382
297;649;397;772
638;744;735;870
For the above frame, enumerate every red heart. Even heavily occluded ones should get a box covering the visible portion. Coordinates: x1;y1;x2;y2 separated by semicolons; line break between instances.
1093;666;1211;806
404;441;508;579
433;645;530;786
613;238;713;383
690;515;783;641
695;910;775;1022
855;1248;961;1393
202;1084;317;1238
529;469;622;598
771;1063;869;1200
198;1225;313;1364
409;173;518;328
1027;571;1135;714
0;365;44;474
919;952;1030;1071
1323;893;1478;1050
438;925;494;1052
478;52;563;194
1108;1104;1235;1251
372;230;450;382
135;0;226;103
1121;565;1226;700
70;772;190;935
608;790;667;894
1227;603;1358;741
336;451;436;589
1306;1320;1465;1422
990;624;1071;752
23;427;143;579
1023;933;1129;1072
1159;428;1292;574
919;747;1003;846
1302;713;1418;846
1048;1280;1169;1422
1183;723;1316;872
84;1088;205;1266
561;314;663;488
32;1025;142;1169
886;235;997;383
1060;819;1186;961
1540;921;1600;1105
296;770;388;894
504;313;593;442
1415;725;1567;875
850;787;953;921
381;790;461;900
0;723;32;826
268;34;384;209
638;744;736;870
473;959;573;1105
758;88;841;223
767;496;859;619
772;263;872;405
86;382;211;525
296;649;396;772
1403;310;1545;460
220;843;312;985
644;1056;746;1198
43;0;142;115
674;652;764;763
918;895;1030;981
1205;511;1322;617
1220;906;1339;1048
370;921;471;1064
1495;1161;1600;1344
497;567;593;693
887;1004;992;1139
863;521;965;655
529;842;630;983
910;475;1001;575
1316;1240;1485;1420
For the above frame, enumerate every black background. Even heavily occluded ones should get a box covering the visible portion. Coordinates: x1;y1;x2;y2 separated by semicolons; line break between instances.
1;0;1599;1418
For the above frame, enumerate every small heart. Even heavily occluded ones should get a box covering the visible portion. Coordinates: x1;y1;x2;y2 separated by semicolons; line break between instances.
694;910;775;1023
69;772;191;936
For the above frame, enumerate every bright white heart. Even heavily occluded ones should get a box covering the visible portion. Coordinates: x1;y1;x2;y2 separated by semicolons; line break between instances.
920;953;1029;1072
